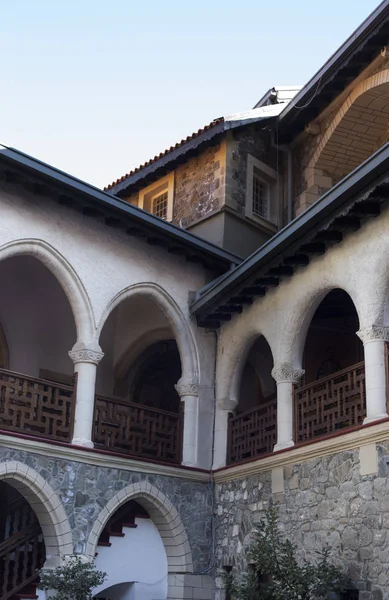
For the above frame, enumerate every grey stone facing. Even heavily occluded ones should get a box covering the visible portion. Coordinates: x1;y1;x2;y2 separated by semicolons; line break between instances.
215;442;389;600
0;447;212;571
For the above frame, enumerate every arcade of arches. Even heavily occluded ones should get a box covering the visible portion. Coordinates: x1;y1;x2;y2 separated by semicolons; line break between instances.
226;289;369;465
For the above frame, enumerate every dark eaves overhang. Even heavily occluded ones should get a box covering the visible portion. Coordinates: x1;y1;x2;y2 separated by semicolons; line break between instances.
191;140;389;327
0;145;241;274
277;0;389;143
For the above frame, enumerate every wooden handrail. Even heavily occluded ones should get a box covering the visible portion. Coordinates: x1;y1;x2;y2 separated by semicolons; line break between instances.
296;361;365;393
0;367;73;391
229;396;277;423
95;394;181;418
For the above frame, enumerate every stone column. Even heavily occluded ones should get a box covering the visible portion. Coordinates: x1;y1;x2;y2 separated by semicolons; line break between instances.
213;398;237;470
271;365;304;451
69;343;104;448
175;378;200;467
357;325;389;424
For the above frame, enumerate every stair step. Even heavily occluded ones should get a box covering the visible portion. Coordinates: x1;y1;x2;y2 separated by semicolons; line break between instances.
97;541;112;547
122;522;138;528
108;531;125;538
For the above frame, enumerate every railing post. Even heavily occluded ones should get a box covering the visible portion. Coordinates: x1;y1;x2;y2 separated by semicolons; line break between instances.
357;325;389;424
272;365;305;451
68;343;104;448
174;378;199;467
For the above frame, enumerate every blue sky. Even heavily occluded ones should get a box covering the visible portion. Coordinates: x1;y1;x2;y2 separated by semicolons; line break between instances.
0;0;380;188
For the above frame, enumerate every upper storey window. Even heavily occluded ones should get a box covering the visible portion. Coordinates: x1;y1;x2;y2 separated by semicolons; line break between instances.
252;168;270;220
246;155;278;226
138;173;174;222
152;190;169;220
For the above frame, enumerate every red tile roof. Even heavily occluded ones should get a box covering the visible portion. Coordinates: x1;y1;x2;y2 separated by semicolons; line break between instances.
104;118;224;191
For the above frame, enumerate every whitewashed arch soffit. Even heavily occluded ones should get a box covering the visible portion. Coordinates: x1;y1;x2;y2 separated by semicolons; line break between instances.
0;239;95;344
97;283;199;383
217;327;276;409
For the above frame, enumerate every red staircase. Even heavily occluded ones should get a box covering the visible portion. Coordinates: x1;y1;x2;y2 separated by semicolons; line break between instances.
96;500;149;553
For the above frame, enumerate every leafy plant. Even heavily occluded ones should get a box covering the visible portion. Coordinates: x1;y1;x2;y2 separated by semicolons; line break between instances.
39;555;107;600
224;504;347;600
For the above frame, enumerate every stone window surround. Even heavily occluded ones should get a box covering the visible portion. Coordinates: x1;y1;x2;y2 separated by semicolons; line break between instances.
138;173;174;222
245;155;278;227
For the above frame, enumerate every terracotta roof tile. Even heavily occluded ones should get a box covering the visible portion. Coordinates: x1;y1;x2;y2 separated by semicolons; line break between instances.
104;118;224;191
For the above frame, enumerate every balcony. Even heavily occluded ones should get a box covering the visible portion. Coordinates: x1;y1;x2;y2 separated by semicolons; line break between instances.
0;368;183;465
227;360;369;466
294;361;366;443
227;397;277;465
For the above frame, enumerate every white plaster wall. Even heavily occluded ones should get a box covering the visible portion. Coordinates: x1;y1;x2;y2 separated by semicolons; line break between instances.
216;203;389;404
0;183;217;466
93;518;167;600
0;255;76;378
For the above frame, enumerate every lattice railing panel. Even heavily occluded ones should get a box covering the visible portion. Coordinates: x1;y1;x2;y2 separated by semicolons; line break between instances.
0;368;75;442
294;361;366;443
94;396;183;464
227;397;277;465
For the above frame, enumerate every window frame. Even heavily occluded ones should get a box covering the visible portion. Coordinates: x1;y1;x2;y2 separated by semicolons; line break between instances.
245;155;278;227
138;173;174;222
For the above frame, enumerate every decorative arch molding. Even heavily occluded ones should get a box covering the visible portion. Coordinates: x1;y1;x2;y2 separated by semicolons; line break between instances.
86;482;193;573
0;239;95;343
282;284;362;370
97;283;199;383
309;69;389;172
0;460;73;567
217;330;276;409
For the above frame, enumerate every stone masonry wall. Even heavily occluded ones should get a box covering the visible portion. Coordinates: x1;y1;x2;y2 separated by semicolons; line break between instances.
215;442;389;600
225;126;282;219
0;447;212;571
172;142;226;228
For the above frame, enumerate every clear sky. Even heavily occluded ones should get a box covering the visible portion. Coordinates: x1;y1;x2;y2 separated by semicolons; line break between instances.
0;0;381;188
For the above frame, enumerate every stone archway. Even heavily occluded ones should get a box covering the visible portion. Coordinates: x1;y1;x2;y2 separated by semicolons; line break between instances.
86;481;193;573
0;460;73;567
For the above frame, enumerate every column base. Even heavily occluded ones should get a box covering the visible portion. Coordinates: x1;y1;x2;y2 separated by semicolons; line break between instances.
273;440;295;452
363;413;388;425
71;437;94;448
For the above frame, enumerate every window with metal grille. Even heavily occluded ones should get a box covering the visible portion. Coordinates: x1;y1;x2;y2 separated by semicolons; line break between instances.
252;169;269;219
152;191;169;220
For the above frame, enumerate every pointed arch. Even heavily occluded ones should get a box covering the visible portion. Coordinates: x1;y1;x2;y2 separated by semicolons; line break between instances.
97;283;199;383
0;239;95;343
0;460;73;567
86;482;193;573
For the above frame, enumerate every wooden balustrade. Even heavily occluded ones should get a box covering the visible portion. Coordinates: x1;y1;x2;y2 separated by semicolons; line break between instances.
94;396;183;464
294;361;366;443
0;368;75;442
227;397;277;465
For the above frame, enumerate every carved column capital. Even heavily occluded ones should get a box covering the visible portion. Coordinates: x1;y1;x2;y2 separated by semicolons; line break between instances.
174;379;199;397
357;325;389;344
69;343;104;365
271;365;305;384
